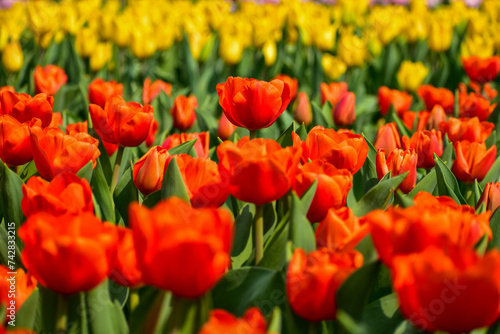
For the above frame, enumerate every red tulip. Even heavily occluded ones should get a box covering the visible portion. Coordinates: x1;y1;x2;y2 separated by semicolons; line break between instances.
88;78;123;109
462;56;500;83
374;122;401;155
142;78;172;105
217;113;237;141
420;105;447;131
293;92;312;126
133;146;172;196
109;226;142;287
34;65;67;96
459;91;496;121
274;74;298;100
439;117;494;143
19;212;117;295
217;137;302;205
293;160;352;223
376;148;417;193
145;119;158;147
286;248;362;321
89;95;154;147
378;86;412;116
417;84;455;114
402;130;443;169
200;308;267;334
320;82;348;106
48;111;63;128
216;76;291;131
333;91;356;127
477;182;500;214
452;141;497;184
170;94;198;131
162;132;210;159
0;266;37;313
129;198;234;298
0;115;41;166
21;172;93;217
0;91;54;128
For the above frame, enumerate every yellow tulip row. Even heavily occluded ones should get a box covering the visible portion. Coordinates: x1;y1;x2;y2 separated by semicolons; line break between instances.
0;0;499;74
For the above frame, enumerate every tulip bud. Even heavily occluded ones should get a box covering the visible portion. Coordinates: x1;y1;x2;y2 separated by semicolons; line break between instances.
402;130;443;169
333;91;356;127
376;148;418;193
424;105;447;131
133;146;172;196
477;182;500;213
428;20;452;53
170;94;198;131
293;92;312;126
217;113;237;141
2;42;23;72
262;39;277;67
219;36;243;65
374;122;401;155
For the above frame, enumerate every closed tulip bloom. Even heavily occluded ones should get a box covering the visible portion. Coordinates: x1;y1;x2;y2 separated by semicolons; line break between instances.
374;123;401;155
18;212;117;295
376;148;417;194
30;127;100;181
302;126;368;174
428;19;452;53
365;194;491;267
477;182;500;214
273;74;298;101
199;308;267;334
417;85;455;115
170;94;198;131
109;226;142;288
0;115;41;166
459;92;496;121
462;56;500;83
293;160;352;223
293;92;312;126
0;91;54;128
419;105;447;131
315;207;369;251
34;65;67;96
216;76;291;131
133;146;172;196
217;113;237;141
439;117;494;143
21;172;93;218
320;82;348;106
0;266;37;312
142;78;172;105
2;42;23;73
89;95;154;147
397;61;429;92
378;86;412;116
393;247;500;333
333;91;356;127
217;138;302;205
162;132;210;159
88;78;123;109
402;130;443;169
129;198;234;298
286;248;363;321
176;154;229;208
452;141;497;184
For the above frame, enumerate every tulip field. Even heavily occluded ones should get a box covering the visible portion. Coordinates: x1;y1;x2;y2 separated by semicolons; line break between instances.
3;0;500;333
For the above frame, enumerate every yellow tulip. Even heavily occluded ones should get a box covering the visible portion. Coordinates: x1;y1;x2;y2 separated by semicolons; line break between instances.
337;34;367;67
219;36;243;65
322;54;347;80
404;15;428;43
75;28;98;58
2;42;23;73
131;29;157;59
461;33;494;58
428;19;453;53
113;15;132;48
262;39;277;66
315;24;336;51
90;42;112;72
0;26;8;52
397;61;429;92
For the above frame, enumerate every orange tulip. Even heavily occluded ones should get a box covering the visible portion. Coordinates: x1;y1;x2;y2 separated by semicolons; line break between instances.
400;111;417;131
18;212;117;295
21;172;93;217
170;94;198;131
133;146;172;196
199;308;267;334
162;132;210;159
217;137;302;205
0;266;37;312
462;56;500;83
320;82;348;106
30;127;100;180
286;248;362;321
302;126;368;174
109;226;142;288
376;148;417;193
217;76;291;131
315;207;369;251
459;91;496;121
293;92;312;126
0;115;41;166
142;77;172;105
378;86;412;116
34;65;67;96
419;105;447;131
374;122;401;155
477;182;500;214
417;84;455;115
65;121;88;135
88;78;123;109
274;74;298;101
145;119;158;147
89;95;154;147
217;113;237;141
48;112;63;128
293;160;352;223
452;141;497;184
129;197;234;298
402;130;443;169
0;91;54;128
333;91;356;127
439;117;494;143
393;247;500;333
176;154;229;208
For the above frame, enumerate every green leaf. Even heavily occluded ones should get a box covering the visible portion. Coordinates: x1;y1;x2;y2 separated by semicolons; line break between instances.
434;154;466;205
167;139;198;157
362;133;377;165
161;157;190;203
113;167;138;225
474;180;483;207
231;204;254;269
289;193;315;252
90;160;115;223
298;180;317;214
86;280;127;334
76;160;94;184
486;130;497;149
0;223;23;269
276;121;296;148
387;106;412;139
0;163;25;231
259;212;290;270
351;173;408;217
362;156;378;194
211;267;285;317
129;288;168;334
19;161;38;183
441;134;454;168
487;209;500;251
296;123;308;141
8;288;38;330
408;169;437;198
142;190;161;208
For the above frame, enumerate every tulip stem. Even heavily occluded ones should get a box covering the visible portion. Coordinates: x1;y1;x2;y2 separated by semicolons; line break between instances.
249;130;258;140
254;205;264;265
111;146;125;192
55;294;68;334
